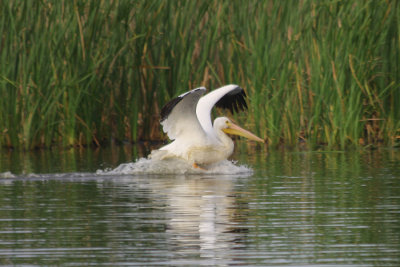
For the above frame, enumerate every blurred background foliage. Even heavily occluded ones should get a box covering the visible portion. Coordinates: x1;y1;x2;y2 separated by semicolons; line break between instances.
0;0;399;150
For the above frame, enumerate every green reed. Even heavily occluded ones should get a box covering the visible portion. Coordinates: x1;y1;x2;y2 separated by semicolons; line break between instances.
0;0;399;150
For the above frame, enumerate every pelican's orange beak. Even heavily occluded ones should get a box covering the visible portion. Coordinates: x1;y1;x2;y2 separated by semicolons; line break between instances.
222;121;264;143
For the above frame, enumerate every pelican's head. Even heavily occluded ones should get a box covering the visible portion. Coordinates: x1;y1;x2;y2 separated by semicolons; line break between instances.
214;117;264;143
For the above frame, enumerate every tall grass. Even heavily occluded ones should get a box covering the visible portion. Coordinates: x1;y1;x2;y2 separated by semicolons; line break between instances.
0;0;399;150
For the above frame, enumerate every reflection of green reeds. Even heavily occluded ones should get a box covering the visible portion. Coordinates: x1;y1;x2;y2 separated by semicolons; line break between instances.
0;1;399;149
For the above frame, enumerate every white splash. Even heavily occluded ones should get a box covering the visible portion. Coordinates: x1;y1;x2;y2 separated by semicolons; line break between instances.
0;171;15;178
96;157;253;175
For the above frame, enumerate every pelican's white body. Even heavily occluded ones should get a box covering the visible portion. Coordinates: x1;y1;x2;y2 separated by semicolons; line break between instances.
150;84;260;166
156;117;235;165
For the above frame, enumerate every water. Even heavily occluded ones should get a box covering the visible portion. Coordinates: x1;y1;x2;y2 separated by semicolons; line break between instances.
0;146;399;266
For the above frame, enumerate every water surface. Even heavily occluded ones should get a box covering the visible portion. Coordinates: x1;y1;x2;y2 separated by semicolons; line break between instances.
0;146;399;266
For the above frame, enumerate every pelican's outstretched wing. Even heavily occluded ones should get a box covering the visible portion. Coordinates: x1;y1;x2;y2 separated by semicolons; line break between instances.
196;84;248;136
160;87;206;141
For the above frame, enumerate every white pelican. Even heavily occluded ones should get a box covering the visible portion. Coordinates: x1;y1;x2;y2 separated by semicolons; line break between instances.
150;84;264;168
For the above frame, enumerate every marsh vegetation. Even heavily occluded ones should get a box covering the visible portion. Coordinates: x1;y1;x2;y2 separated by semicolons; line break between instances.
1;0;399;150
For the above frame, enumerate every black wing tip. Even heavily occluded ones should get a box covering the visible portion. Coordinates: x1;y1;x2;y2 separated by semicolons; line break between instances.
160;87;206;122
160;96;183;122
215;86;248;114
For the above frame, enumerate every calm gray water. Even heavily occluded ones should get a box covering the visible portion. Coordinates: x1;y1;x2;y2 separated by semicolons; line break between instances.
0;146;399;266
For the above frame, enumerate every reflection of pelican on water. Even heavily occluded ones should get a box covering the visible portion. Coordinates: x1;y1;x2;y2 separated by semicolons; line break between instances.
150;85;264;169
159;175;247;262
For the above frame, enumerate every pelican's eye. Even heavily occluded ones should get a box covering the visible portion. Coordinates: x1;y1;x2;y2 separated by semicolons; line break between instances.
225;120;229;124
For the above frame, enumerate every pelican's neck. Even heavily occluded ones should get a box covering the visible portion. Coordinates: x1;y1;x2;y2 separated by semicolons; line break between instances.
214;125;234;155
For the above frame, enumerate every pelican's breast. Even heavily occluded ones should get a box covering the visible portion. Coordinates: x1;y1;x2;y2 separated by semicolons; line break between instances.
186;142;234;165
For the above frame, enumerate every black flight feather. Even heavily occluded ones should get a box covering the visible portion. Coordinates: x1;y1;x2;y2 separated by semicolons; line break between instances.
160;96;183;122
160;87;204;122
215;86;248;113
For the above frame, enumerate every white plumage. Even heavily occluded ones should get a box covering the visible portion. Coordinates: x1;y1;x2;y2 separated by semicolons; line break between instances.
150;84;264;168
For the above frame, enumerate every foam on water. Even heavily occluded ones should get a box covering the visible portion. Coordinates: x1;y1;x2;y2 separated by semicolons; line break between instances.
96;157;253;175
0;171;16;179
0;158;253;180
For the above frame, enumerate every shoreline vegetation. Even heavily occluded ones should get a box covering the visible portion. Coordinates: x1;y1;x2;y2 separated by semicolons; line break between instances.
1;1;399;150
